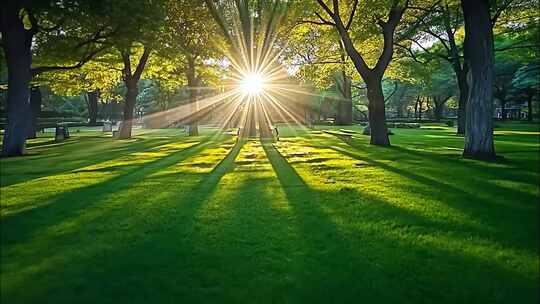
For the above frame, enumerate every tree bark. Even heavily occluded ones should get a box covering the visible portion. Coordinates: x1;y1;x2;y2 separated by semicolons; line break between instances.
316;0;405;146
418;97;424;121
527;95;533;121
441;4;468;135
462;0;496;160
27;87;42;139
455;68;468;134
414;96;420;120
86;91;99;126
240;98;257;138
117;46;150;139
1;2;33;156
118;81;138;139
186;57;199;136
433;97;443;122
335;71;353;125
256;98;273;138
500;99;507;121
366;78;390;146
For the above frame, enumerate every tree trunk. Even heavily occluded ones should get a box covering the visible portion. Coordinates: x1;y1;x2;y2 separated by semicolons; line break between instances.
256;99;273;138
335;71;353;125
434;97;443;122
456;69;468;134
117;46;150;139
118;82;137;139
240;98;257;138
462;0;496;160
500;99;507;121
86;91;99;126
186;57;199;136
414;96;420;120
27;87;42;139
1;2;33;156
366;79;390;146
527;95;533;121
418;98;423;121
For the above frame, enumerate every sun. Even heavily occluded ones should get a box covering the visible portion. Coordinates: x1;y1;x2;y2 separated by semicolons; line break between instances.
240;73;265;95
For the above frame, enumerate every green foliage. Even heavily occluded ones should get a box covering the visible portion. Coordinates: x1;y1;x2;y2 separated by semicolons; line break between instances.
510;64;540;97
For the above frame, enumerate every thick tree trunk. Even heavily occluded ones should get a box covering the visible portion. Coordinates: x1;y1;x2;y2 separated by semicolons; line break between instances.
366;79;390;146
527;95;533;121
256;99;273;138
462;0;496;159
86;91;99;126
117;46;150;139
1;3;33;156
27;87;42;139
456;69;468;135
118;83;137;139
434;98;443;122
240;98;257;138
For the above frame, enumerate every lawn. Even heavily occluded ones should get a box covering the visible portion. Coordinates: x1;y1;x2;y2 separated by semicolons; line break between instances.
1;123;539;303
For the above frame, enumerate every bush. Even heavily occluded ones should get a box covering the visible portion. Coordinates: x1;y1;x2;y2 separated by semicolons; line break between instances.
386;122;421;129
445;120;454;127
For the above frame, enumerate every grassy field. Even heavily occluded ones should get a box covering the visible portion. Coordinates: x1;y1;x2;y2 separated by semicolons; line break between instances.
1;123;539;303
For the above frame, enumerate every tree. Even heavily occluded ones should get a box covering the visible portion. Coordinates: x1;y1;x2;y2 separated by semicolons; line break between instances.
510;64;539;121
309;0;412;146
93;0;166;139
461;0;495;159
205;0;289;138
396;0;538;134
396;2;469;134
164;0;223;136
1;1;112;156
45;53;123;125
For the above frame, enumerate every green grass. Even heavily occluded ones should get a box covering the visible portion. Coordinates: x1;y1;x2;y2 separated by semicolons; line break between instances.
1;123;539;303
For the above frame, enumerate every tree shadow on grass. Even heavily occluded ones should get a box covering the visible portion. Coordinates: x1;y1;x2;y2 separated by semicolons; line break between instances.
0;135;189;187
1;139;246;303
1;138;537;303
0;139;218;249
262;140;538;303
325;139;538;254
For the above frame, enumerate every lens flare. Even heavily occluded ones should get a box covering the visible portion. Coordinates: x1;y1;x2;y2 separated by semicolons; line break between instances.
240;73;265;95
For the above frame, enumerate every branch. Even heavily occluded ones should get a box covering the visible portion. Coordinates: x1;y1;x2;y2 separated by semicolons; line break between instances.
373;1;407;74
314;12;335;25
345;0;359;31
384;81;399;103
25;9;40;36
132;46;151;82
31;45;108;76
316;0;335;18
395;43;429;64
74;26;117;50
491;0;514;27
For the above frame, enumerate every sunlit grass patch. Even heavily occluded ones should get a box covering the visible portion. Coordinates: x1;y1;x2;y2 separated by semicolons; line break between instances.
151;138;235;175
78;141;200;172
